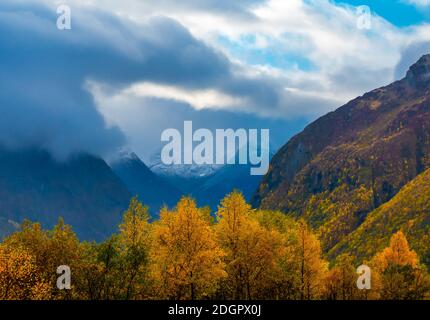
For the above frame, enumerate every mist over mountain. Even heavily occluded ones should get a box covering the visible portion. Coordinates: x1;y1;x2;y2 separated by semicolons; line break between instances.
0;143;270;240
0;147;131;241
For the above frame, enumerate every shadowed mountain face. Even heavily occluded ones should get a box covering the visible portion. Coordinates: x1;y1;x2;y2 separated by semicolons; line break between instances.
0;144;265;240
148;161;264;211
148;144;273;210
111;151;183;215
0;148;131;241
253;55;430;253
193;146;275;209
192;163;263;209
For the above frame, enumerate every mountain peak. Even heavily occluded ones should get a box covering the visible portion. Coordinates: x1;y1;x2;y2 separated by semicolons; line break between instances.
406;54;430;87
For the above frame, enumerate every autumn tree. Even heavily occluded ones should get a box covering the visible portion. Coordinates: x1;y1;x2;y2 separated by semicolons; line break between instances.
48;218;82;299
292;220;327;300
71;240;105;300
71;197;152;300
151;197;226;299
2;219;81;299
215;191;282;300
116;197;152;299
0;245;50;300
324;254;362;300
371;231;430;299
2;194;429;301
251;209;301;299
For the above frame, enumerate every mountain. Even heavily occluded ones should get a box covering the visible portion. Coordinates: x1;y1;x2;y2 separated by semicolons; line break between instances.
192;163;262;209
329;167;430;268
149;151;222;179
110;150;183;215
194;145;275;209
0;147;131;241
149;150;222;195
149;145;273;210
253;55;430;253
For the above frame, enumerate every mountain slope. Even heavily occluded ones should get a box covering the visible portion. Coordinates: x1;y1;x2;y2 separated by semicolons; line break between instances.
192;163;263;209
253;55;430;252
329;167;430;268
149;150;222;195
0;148;131;240
194;145;275;209
111;151;183;215
149;150;222;180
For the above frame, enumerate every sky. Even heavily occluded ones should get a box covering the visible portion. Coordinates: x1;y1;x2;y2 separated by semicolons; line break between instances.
0;0;429;163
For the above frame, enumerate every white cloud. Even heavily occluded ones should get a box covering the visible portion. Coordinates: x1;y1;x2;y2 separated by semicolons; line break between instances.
404;0;430;7
89;81;245;111
81;0;429;112
13;0;430;118
12;0;427;161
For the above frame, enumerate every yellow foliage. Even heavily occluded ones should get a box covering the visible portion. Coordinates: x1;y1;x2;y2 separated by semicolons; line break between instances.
0;245;50;300
372;231;418;272
370;231;430;299
150;197;226;299
215;191;283;299
293;220;328;299
0;192;428;300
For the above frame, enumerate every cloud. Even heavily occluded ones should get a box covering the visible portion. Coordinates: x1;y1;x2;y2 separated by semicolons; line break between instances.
1;0;430;162
84;0;430;162
68;0;430;115
403;0;430;7
100;82;245;110
0;2;127;159
395;41;430;79
90;86;308;162
0;1;289;159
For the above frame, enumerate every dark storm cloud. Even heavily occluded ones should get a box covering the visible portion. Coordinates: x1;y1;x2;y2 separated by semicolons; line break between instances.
0;1;290;160
0;2;128;159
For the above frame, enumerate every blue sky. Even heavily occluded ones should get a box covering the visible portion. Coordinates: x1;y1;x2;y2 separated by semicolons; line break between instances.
1;0;430;161
217;34;318;71
335;0;429;27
